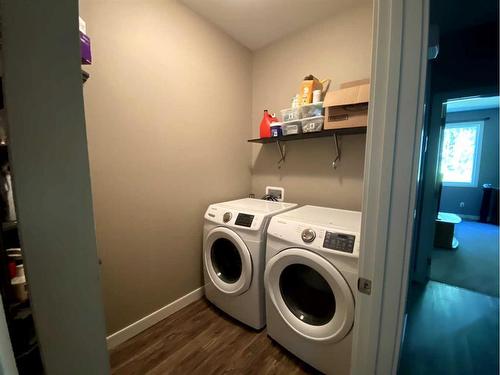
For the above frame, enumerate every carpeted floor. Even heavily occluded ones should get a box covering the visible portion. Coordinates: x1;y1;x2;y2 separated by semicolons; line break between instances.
431;220;499;297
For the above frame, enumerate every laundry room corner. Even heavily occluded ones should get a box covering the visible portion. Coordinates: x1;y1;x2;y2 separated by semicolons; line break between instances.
78;0;253;336
250;2;373;208
1;0;498;373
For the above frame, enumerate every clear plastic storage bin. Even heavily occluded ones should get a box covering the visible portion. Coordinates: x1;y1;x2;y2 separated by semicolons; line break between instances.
300;102;323;118
282;121;302;135
301;116;324;133
280;108;301;122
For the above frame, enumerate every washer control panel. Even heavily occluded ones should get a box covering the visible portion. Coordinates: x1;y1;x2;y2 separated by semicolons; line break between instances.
235;213;255;227
205;206;263;231
323;231;356;253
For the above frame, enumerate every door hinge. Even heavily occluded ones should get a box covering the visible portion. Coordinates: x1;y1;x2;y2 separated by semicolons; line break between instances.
358;277;372;295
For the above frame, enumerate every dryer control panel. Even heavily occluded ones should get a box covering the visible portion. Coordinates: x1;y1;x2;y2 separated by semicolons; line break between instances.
267;219;360;257
323;232;356;253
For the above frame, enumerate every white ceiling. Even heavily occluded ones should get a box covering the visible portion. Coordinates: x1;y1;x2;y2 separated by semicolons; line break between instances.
181;0;370;50
447;96;500;113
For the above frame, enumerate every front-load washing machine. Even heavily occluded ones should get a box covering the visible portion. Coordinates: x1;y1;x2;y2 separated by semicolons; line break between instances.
203;198;297;329
264;205;362;374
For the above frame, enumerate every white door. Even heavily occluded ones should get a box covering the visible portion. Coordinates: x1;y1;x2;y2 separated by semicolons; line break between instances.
265;248;354;343
351;0;430;374
1;1;110;373
204;227;253;295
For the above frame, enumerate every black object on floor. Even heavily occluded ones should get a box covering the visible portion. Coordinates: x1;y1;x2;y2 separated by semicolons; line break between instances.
480;186;499;225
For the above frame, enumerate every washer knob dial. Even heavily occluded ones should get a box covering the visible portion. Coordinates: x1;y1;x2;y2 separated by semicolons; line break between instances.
223;212;232;223
301;228;316;243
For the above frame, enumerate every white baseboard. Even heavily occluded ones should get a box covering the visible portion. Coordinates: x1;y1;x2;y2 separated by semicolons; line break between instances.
458;214;480;221
106;287;204;349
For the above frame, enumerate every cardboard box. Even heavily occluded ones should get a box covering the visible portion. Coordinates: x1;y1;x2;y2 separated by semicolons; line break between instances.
299;77;323;105
323;79;370;129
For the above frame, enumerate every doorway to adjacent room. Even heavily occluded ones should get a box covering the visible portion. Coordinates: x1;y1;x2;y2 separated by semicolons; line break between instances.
398;0;499;373
431;96;499;298
401;93;499;374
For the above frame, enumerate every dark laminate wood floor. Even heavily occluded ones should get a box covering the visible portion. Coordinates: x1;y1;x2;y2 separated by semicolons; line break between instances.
110;298;319;374
399;281;499;375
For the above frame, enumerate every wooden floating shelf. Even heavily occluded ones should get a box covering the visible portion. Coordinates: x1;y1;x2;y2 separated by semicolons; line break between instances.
248;126;367;168
247;127;367;144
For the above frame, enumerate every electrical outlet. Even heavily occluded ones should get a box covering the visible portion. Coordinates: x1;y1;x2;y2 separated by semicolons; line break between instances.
459;202;465;208
266;186;285;201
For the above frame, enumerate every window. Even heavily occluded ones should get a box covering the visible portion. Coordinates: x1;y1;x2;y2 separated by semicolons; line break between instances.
440;121;483;187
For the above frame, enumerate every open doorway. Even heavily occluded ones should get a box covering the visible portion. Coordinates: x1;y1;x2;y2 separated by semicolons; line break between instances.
431;96;499;297
401;93;499;375
398;0;499;373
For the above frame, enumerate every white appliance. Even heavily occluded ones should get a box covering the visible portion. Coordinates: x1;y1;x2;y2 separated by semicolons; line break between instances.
203;198;297;329
264;205;362;374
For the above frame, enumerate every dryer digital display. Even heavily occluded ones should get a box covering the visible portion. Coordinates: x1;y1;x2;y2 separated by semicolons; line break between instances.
323;231;355;253
235;213;254;227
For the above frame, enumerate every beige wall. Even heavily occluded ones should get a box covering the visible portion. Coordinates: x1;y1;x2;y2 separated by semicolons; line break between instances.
251;3;373;209
80;0;373;335
79;0;252;334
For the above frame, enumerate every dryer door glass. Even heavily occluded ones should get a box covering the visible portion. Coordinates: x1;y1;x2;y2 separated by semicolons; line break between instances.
211;238;242;283
279;264;336;326
265;248;355;342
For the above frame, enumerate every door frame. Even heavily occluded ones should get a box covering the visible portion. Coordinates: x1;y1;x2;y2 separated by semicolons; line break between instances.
0;295;17;374
351;0;430;374
412;87;500;283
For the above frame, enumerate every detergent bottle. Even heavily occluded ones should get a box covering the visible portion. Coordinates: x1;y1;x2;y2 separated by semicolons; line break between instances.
259;110;278;138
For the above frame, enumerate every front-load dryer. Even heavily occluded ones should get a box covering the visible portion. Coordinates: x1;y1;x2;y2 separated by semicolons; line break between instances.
264;205;362;374
203;198;297;329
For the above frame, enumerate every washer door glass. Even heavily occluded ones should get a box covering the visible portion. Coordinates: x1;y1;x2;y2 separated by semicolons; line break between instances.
279;264;336;326
204;227;252;296
265;248;354;343
211;238;242;283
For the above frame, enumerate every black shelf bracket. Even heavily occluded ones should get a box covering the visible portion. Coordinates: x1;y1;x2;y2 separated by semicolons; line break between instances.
332;133;341;169
82;69;90;83
276;140;286;167
248;127;366;169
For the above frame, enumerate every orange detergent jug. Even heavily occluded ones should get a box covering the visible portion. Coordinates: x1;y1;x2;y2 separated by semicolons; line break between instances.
259;110;278;138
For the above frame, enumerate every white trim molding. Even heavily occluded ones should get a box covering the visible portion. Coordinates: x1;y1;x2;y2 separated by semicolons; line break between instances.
351;0;429;374
106;287;204;349
459;214;480;221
